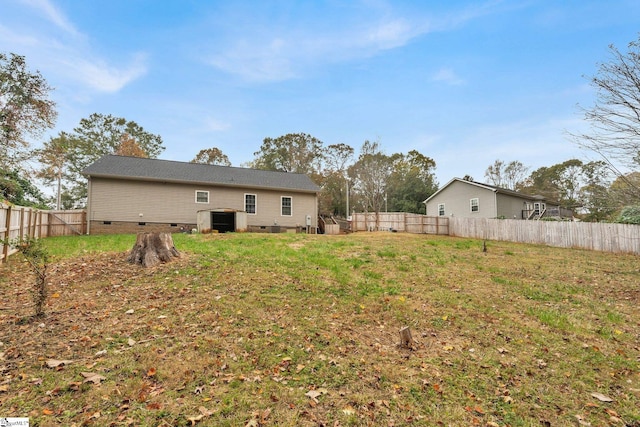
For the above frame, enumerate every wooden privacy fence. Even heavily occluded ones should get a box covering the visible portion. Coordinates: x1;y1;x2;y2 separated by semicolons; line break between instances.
350;212;640;254
350;212;449;235
1;203;87;263
449;217;640;255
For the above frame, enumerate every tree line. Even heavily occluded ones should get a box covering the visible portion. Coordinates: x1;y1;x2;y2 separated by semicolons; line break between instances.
3;34;640;223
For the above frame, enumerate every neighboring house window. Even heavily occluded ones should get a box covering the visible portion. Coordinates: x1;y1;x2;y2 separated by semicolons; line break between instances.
470;198;479;212
438;203;445;216
245;194;256;214
281;196;292;216
196;190;209;204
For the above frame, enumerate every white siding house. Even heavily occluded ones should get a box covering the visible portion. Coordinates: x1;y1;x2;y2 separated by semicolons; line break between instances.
424;178;572;220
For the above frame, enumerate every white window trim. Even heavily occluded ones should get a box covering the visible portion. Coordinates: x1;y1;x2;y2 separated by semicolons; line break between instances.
281;196;293;216
438;203;445;216
245;193;257;215
470;198;479;212
195;190;209;204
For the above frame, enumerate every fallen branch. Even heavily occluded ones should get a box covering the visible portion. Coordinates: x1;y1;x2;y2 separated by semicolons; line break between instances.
135;335;173;344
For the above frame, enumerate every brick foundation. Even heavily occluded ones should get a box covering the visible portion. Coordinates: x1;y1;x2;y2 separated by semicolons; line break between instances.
89;221;196;235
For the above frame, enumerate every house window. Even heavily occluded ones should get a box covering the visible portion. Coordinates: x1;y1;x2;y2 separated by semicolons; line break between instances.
196;191;209;204
470;198;479;212
281;196;292;216
438;203;445;216
245;194;256;214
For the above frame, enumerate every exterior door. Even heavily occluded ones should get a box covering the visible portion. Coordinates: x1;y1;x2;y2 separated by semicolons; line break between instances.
211;212;235;233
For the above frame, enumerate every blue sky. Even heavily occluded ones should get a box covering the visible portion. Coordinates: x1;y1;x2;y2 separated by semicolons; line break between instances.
2;0;639;186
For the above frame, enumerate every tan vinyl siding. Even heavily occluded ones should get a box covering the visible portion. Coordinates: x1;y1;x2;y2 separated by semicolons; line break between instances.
496;193;529;219
88;178;317;228
426;180;497;218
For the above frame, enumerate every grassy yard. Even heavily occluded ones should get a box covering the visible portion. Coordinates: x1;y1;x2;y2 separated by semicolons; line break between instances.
0;232;639;426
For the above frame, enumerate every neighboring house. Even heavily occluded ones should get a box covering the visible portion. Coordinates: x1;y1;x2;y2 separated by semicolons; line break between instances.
82;155;321;234
424;178;573;220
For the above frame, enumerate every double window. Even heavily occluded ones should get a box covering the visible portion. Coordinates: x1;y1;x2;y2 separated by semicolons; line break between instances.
281;196;292;216
245;194;256;214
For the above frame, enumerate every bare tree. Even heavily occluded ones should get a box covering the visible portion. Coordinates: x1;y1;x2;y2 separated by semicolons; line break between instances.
485;159;529;190
570;36;640;197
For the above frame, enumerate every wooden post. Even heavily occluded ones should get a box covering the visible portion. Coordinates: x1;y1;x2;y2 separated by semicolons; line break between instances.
19;207;24;240
2;205;11;263
399;326;414;349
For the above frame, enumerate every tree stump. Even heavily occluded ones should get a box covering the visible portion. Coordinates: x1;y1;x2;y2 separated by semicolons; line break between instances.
399;326;414;349
127;232;180;267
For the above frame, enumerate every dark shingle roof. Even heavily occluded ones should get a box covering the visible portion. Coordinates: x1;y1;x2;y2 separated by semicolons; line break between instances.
82;155;321;193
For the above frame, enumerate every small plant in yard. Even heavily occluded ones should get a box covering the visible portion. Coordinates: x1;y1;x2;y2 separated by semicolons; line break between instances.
7;236;50;318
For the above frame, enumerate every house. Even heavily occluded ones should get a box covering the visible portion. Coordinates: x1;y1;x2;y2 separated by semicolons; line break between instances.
424;178;573;220
82;155;321;234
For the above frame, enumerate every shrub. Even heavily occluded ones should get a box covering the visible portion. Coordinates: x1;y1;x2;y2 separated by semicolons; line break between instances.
616;205;640;224
8;237;50;317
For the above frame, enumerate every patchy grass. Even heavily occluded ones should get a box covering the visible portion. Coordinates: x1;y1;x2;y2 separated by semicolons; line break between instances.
1;232;639;426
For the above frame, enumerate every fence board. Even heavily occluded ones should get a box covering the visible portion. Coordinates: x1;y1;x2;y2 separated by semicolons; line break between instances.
350;212;449;235
448;217;640;254
1;204;88;263
349;212;640;254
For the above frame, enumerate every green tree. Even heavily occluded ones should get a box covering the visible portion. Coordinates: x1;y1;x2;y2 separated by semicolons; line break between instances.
387;150;438;213
348;140;394;217
609;171;640;206
191;147;231;166
616;205;640;224
519;159;614;220
518;159;585;206
251;133;323;175
0;52;57;170
578;160;615;221
0;169;48;207
66;113;164;206
319;143;354;216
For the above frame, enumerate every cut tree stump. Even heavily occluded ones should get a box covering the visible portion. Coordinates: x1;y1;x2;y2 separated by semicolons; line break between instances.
399;326;414;349
127;232;180;267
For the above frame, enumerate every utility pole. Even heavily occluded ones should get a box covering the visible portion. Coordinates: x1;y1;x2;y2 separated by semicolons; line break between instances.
346;179;350;218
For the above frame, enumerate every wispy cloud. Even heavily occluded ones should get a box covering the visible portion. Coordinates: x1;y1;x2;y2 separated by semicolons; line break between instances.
20;0;78;35
206;18;423;83
432;67;466;86
2;0;148;94
66;53;148;93
204;1;506;83
203;116;231;132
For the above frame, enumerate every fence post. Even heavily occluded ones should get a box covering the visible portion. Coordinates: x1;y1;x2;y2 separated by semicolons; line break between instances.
2;205;11;262
19;207;24;240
